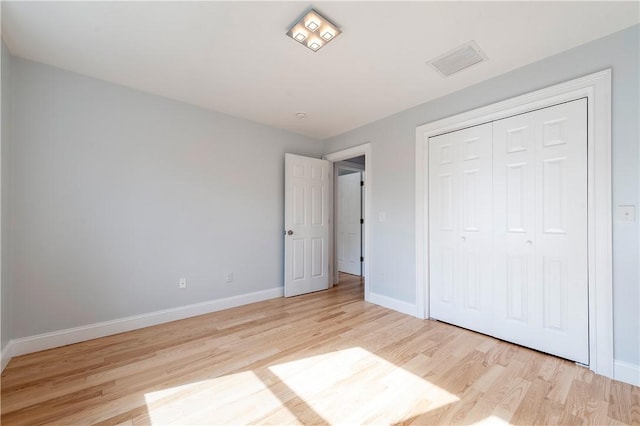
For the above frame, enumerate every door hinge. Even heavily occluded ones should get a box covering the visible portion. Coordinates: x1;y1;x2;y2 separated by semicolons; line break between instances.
360;218;364;224
361;180;364;186
360;256;364;262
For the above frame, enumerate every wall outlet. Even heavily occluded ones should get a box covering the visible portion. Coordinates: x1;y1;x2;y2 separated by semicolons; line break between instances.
618;205;636;223
226;272;234;283
179;278;187;289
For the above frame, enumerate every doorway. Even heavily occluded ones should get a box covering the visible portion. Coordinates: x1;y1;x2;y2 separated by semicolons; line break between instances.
324;143;372;302
336;158;364;278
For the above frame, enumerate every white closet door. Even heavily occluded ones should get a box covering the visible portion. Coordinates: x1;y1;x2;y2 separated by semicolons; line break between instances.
535;99;588;363
429;123;494;333
492;112;537;346
429;99;588;364
493;99;588;364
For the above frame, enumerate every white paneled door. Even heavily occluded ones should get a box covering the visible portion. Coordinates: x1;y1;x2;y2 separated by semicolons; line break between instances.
337;171;362;276
284;154;330;297
429;99;588;364
493;99;588;364
429;123;494;334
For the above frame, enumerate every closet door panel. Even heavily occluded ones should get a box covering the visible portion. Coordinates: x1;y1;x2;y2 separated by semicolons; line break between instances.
533;99;588;364
429;123;493;333
429;132;459;323
493;112;536;341
458;125;493;332
493;99;588;364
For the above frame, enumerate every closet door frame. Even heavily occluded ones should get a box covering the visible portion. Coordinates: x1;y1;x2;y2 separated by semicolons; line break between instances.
415;69;612;378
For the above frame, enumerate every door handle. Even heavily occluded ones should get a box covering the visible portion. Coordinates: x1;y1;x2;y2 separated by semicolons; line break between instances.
287;230;294;235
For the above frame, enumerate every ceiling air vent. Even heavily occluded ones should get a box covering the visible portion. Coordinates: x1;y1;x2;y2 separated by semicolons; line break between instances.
428;41;487;77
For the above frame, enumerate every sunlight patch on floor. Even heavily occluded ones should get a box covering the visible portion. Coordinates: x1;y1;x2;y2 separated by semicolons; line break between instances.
144;370;298;425
469;415;511;425
268;347;460;425
143;347;459;425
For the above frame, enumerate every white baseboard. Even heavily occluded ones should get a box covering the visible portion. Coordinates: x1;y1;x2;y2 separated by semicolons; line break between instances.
369;292;418;317
614;359;640;386
1;341;12;372
8;287;283;359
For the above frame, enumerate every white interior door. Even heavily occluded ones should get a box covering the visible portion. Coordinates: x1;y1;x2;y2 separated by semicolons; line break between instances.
493;99;588;364
284;154;330;297
337;171;362;276
429;123;494;333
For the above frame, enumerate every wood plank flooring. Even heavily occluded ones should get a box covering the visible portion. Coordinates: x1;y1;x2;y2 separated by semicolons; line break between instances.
2;273;638;425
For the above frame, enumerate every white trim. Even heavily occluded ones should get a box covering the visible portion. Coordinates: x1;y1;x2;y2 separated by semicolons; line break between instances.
324;143;372;303
415;69;613;378
614;360;640;387
1;342;12;372
369;292;418;317
7;287;283;358
336;160;365;172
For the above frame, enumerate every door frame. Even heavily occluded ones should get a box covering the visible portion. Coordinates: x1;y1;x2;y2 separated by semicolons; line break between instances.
415;69;613;377
324;143;372;302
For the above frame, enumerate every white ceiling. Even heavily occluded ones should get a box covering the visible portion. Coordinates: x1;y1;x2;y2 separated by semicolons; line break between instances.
2;1;638;140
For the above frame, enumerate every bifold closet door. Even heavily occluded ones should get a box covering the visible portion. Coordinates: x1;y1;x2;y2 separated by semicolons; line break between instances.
428;123;494;334
428;99;588;364
493;99;588;364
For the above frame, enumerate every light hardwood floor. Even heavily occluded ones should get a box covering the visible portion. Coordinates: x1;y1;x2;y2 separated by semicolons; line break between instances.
2;274;638;425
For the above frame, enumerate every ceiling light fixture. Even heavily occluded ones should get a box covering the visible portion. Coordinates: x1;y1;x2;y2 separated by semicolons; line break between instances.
305;20;319;31
308;40;322;51
321;31;334;41
286;9;341;52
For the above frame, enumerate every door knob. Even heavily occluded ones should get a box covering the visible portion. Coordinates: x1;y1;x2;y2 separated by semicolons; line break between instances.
287;230;294;235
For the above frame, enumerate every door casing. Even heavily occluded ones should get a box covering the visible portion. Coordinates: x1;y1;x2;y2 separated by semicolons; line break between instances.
416;69;613;377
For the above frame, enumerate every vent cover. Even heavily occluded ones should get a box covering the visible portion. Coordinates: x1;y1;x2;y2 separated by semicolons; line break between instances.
428;41;487;77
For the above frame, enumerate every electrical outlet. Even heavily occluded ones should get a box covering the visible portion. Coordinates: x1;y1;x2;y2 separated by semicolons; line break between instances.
619;205;636;223
179;278;187;289
226;272;234;283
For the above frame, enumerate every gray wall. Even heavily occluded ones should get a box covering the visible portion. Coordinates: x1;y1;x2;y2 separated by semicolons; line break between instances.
323;25;640;366
8;57;322;339
3;25;638;370
1;41;12;351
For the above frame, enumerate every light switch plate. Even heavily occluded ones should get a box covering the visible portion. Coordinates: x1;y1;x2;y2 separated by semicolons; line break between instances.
618;205;636;223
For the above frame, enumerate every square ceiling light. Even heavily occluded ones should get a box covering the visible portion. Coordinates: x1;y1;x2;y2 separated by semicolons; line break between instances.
286;9;341;52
